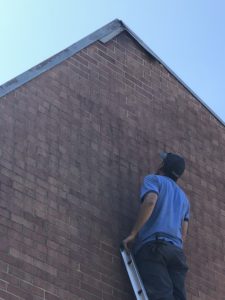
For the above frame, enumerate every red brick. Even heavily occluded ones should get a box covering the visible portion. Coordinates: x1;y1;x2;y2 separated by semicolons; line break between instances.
7;284;32;300
0;289;20;300
45;292;59;300
0;29;224;300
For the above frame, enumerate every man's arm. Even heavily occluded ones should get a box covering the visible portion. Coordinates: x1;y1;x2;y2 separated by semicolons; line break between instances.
123;193;158;251
182;220;189;242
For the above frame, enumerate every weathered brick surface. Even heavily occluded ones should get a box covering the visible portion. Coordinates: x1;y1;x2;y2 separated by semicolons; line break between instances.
0;31;225;299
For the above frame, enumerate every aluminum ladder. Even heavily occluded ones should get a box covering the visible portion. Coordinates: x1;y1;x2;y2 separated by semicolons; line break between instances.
120;245;149;300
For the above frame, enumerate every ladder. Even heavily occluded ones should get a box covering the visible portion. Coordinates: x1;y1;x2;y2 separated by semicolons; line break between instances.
120;245;149;300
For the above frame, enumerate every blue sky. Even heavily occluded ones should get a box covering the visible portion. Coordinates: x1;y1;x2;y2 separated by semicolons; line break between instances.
1;0;225;122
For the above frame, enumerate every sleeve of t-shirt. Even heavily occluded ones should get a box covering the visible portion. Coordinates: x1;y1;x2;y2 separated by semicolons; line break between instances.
184;199;190;221
140;174;160;202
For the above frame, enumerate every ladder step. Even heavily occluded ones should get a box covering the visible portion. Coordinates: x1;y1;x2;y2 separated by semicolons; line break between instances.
120;245;149;300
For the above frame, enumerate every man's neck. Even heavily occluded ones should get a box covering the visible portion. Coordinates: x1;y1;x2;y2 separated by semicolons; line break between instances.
155;169;165;176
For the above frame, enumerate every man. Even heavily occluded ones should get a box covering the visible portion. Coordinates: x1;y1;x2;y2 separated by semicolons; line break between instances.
123;152;190;300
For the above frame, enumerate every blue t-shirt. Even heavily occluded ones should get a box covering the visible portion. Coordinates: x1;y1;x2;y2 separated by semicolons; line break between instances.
134;174;190;254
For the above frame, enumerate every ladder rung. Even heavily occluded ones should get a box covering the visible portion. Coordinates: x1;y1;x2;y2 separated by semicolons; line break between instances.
120;245;149;300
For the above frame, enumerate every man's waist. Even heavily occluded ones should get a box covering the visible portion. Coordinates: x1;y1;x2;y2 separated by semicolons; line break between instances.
134;231;182;251
151;231;179;241
140;231;180;242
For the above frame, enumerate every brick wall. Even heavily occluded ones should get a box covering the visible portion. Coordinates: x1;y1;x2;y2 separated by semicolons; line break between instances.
0;31;225;299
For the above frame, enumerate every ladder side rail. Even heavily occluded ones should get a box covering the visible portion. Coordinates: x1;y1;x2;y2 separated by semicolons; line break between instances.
120;246;149;300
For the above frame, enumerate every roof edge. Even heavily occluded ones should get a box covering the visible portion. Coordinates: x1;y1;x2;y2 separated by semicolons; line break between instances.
0;19;124;98
119;20;225;127
0;19;224;127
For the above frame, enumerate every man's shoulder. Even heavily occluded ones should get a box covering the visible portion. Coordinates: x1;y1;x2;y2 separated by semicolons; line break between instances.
158;176;188;198
143;173;159;182
176;185;189;204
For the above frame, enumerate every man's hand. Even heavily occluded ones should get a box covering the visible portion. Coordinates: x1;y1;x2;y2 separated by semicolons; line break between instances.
122;233;136;252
